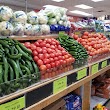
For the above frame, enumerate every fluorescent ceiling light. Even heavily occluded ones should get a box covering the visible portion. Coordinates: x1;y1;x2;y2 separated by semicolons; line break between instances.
91;0;104;2
70;10;92;16
75;4;93;9
51;0;64;2
43;5;67;10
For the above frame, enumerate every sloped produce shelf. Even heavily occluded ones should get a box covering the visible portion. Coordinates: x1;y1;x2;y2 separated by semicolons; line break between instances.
10;34;58;41
0;57;110;110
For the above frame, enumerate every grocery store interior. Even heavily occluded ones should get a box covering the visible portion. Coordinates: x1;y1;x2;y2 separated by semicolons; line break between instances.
0;0;110;110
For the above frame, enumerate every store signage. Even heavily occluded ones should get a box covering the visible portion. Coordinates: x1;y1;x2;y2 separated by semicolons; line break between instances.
77;68;87;80
101;60;107;68
91;63;99;74
74;31;81;35
0;96;25;110
53;76;67;94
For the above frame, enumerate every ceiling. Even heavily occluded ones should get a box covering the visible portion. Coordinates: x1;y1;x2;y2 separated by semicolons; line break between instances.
0;0;110;17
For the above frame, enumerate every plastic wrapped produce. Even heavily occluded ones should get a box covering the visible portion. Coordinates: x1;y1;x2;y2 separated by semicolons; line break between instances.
40;24;50;34
13;11;27;25
24;23;33;35
38;11;48;24
58;20;64;25
0;21;13;36
61;15;68;21
13;22;24;36
33;25;41;35
27;11;39;25
48;18;57;25
0;6;13;21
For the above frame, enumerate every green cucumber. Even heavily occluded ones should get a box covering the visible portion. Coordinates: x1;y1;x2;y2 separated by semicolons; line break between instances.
3;57;9;82
0;65;3;83
8;59;19;79
16;45;32;61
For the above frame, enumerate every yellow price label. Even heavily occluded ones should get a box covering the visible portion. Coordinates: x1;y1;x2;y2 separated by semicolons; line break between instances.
74;31;81;35
0;96;25;110
101;60;107;68
77;68;87;80
53;76;67;94
92;63;99;74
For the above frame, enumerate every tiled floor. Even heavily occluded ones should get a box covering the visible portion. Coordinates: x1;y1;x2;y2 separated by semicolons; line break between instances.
90;96;107;110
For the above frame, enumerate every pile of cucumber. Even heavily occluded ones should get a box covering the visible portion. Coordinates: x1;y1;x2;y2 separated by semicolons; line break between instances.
57;33;88;61
0;38;40;96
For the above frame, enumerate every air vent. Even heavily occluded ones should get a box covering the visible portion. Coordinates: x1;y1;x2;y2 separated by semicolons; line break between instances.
97;10;104;12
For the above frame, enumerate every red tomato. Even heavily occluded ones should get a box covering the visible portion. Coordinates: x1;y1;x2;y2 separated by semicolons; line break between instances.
40;42;46;47
58;45;63;50
55;61;60;67
55;40;60;45
62;51;67;55
50;58;54;62
34;56;39;62
51;41;56;45
51;45;55;49
44;53;50;58
54;57;58;61
46;64;51;69
38;54;44;60
42;49;47;54
82;35;88;39
36;47;42;53
33;50;38;56
24;42;31;48
47;48;52;53
64;55;69;59
30;44;36;51
42;47;47;50
37;59;43;66
58;56;62;60
43;59;50;64
50;53;55;58
60;60;64;65
73;35;79;40
37;39;43;43
46;43;51;48
51;62;55;68
46;39;52;43
84;31;89;36
34;41;39;47
40;65;47;71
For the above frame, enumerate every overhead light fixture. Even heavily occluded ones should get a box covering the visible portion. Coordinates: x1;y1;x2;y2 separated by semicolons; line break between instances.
70;10;92;16
43;5;67;10
91;0;104;2
75;4;93;9
51;0;64;2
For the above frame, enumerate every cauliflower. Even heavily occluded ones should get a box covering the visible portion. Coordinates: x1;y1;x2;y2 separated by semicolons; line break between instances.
0;6;13;21
0;21;13;36
27;11;39;25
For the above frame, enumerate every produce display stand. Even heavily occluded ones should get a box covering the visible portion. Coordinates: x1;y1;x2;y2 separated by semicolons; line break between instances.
0;34;110;110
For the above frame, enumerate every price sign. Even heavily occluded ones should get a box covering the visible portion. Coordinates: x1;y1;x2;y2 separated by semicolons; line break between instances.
74;31;81;35
101;60;107;68
53;76;67;94
77;68;87;80
91;63;99;74
0;96;25;110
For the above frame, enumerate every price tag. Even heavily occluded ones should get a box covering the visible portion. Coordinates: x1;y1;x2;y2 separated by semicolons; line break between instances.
59;31;65;34
74;31;81;35
101;60;107;68
0;96;25;110
77;68;87;80
53;76;67;94
91;63;99;74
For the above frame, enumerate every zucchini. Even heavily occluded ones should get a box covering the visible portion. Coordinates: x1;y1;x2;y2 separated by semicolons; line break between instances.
0;65;3;83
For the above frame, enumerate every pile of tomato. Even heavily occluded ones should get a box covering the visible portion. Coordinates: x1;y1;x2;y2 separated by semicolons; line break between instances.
24;38;75;79
72;32;110;56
